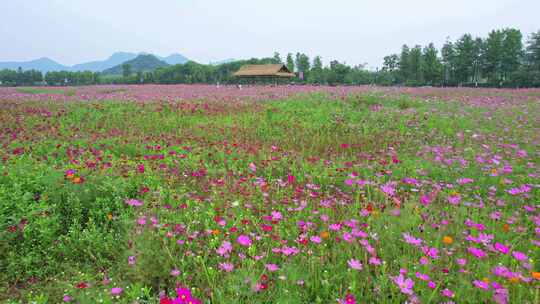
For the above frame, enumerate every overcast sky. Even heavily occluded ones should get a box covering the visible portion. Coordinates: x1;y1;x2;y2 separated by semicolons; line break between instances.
1;0;539;68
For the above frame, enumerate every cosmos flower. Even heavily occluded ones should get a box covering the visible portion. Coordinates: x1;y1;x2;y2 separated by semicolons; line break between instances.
125;198;143;207
237;235;252;247
393;274;414;295
219;262;234;272
348;259;363;271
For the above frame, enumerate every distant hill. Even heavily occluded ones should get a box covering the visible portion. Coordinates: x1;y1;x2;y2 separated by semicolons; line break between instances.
71;52;138;72
102;54;170;75
0;57;68;73
0;52;189;73
210;58;236;65
159;53;189;65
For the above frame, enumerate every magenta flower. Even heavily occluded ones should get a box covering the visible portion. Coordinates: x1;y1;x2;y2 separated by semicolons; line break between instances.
62;295;72;302
310;235;322;244
216;240;233;256
380;182;396;197
403;233;422;246
494;243;509;254
393;274;414;295
176;288;192;302
171;268;181;277
265;263;279;272
441;288;454;298
125;198;143;207
111;287;123;296
219;262;234;272
512;251;527;261
369;256;382;265
347;259;363;271
468;247;487;259
473;280;490;290
237;235;252;247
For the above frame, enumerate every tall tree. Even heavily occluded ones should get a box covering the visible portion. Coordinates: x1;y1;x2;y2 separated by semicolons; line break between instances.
422;43;442;86
408;45;424;85
441;39;457;86
525;31;540;70
454;34;476;84
501;28;523;81
309;56;324;84
398;45;411;84
286;53;295;73
483;29;505;85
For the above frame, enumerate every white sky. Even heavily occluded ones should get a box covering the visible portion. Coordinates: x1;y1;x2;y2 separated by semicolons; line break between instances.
1;0;539;68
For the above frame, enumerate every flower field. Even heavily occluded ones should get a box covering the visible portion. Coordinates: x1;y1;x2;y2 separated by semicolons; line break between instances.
1;85;539;303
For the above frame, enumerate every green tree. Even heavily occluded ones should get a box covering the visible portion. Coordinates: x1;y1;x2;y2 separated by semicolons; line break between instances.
309;56;324;84
422;43;442;86
501;28;523;82
408;45;423;85
454;34;476;84
286;53;295;73
483;29;505;85
398;45;411;84
441;39;456;86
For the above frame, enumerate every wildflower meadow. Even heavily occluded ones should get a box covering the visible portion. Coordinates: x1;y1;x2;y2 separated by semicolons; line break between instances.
0;85;539;303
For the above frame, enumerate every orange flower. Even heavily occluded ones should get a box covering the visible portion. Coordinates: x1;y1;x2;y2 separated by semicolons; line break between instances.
532;272;540;280
320;231;330;239
72;176;83;184
508;277;519;284
66;173;74;179
212;229;220;235
107;213;113;220
443;236;453;245
482;278;490;284
503;224;510;232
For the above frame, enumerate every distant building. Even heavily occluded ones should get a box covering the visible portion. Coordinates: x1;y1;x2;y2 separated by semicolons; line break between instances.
233;64;295;83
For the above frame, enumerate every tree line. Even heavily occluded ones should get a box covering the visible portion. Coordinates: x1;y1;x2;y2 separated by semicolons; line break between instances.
1;28;539;88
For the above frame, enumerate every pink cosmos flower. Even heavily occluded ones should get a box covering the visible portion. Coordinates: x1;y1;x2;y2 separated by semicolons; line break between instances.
111;287;123;296
137;216;147;226
265;263;279;272
348;259;363;271
248;162;257;173
237;235;252;247
125;198;143;207
512;251;527;261
441;288;454;298
403;233;422;246
171;269;181;277
457;178;474;185
473;280;490;290
219;262;234;272
216;241;233;256
369;257;382;265
310;235;322;244
468;247;487;258
338;294;357;304
494;243;509;254
63;295;72;302
271;210;283;221
380;182;396;197
448;194;461;205
393;274;414;295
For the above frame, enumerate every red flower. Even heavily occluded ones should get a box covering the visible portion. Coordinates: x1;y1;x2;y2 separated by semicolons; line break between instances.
75;282;89;289
160;297;173;304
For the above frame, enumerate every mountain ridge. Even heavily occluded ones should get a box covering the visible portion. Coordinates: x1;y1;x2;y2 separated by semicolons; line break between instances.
0;52;190;73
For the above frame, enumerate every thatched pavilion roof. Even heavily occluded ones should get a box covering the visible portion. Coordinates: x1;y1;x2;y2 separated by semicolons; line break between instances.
233;64;295;78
